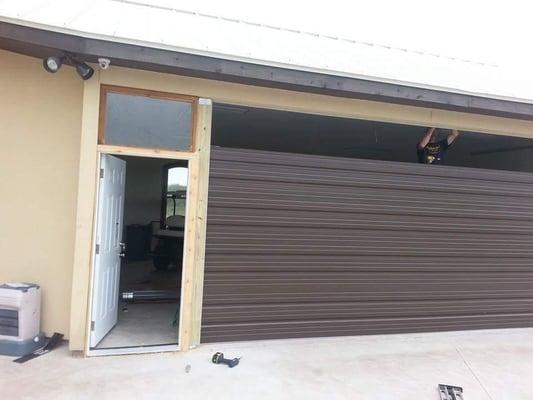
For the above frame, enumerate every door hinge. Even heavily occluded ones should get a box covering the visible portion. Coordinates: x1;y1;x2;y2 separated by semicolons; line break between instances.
90;321;95;331
95;244;100;254
100;168;104;178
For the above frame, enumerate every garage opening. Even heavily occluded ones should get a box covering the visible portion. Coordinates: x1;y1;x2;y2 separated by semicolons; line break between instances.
202;103;533;343
212;104;533;171
90;155;187;350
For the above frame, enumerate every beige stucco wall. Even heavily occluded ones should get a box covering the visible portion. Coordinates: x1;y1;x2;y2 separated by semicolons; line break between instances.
0;49;83;338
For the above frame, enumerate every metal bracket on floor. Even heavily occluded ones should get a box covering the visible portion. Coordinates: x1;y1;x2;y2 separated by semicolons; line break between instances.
13;333;64;364
438;384;464;400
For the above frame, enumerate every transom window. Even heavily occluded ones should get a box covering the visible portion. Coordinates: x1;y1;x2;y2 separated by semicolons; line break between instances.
99;85;196;151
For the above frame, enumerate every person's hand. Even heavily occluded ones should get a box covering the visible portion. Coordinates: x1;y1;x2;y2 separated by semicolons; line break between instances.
446;129;460;145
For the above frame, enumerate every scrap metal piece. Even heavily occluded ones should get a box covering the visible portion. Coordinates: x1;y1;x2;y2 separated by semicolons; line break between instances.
13;332;64;363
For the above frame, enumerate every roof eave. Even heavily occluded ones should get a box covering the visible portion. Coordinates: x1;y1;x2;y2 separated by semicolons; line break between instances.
1;20;533;121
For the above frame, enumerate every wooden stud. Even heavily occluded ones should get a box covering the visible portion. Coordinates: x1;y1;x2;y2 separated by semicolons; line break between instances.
96;144;196;160
178;155;199;350
190;96;199;153
69;72;102;352
97;85;107;145
101;84;198;103
179;98;212;349
190;99;212;347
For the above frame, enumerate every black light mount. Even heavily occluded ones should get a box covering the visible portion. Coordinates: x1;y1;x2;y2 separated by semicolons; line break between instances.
42;53;94;80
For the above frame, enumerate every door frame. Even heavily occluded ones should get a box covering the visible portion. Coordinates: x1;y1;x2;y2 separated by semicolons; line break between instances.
86;150;193;356
85;122;211;356
71;75;212;356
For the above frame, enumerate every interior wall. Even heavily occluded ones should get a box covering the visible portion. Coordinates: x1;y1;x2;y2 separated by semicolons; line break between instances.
448;146;533;172
0;49;83;338
121;156;169;227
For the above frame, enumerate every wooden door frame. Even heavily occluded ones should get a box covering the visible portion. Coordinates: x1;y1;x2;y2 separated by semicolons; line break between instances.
69;72;212;355
86;150;192;356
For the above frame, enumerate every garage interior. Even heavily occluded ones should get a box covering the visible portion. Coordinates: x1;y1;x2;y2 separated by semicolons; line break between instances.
94;156;187;349
212;104;533;171
201;103;533;342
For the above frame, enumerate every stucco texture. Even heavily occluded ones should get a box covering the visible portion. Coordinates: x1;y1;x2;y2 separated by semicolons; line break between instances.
0;49;83;338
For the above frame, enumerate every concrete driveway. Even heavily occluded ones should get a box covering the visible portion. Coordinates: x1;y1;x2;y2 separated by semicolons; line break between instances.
2;328;533;399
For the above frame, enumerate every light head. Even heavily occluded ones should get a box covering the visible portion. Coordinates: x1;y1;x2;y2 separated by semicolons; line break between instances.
42;54;94;80
42;56;63;73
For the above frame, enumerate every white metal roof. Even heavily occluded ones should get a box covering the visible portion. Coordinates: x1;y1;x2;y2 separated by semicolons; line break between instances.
1;0;532;103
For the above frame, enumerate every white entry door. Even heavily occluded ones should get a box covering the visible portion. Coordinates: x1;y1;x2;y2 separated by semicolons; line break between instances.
90;154;126;347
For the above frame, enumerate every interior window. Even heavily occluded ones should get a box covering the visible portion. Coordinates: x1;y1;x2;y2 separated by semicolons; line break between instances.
162;165;188;227
101;88;194;151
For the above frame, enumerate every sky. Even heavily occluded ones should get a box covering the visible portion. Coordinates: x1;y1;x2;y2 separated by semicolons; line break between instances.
143;0;532;69
168;166;188;187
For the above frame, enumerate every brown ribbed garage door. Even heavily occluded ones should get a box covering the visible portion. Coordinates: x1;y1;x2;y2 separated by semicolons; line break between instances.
201;146;533;342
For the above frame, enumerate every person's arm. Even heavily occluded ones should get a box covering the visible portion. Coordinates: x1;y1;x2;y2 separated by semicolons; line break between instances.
447;129;459;146
417;127;436;149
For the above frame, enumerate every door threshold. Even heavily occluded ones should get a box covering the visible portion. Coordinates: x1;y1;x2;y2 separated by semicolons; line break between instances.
87;343;180;357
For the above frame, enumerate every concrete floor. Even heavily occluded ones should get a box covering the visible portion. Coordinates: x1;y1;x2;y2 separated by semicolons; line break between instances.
96;303;179;348
120;260;179;292
91;259;180;348
3;328;533;400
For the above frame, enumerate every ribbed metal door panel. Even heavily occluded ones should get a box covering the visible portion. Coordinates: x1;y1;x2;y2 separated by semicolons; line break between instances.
202;147;533;342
